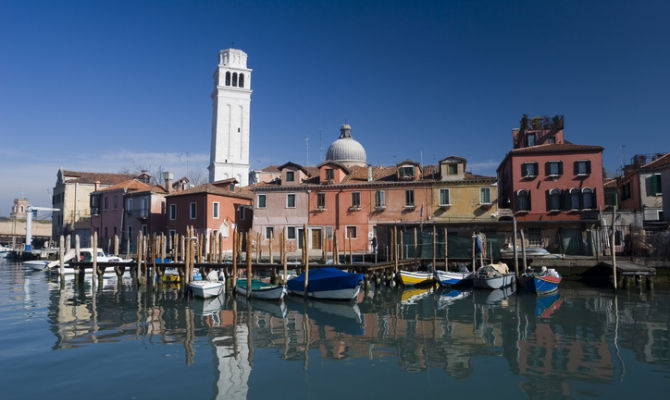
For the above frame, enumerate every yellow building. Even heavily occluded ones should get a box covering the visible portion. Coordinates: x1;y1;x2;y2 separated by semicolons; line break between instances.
431;156;498;223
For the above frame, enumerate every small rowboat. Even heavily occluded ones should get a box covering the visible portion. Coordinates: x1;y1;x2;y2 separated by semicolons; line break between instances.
520;267;562;294
235;279;286;300
434;270;472;287
188;280;225;298
473;263;515;289
398;270;434;286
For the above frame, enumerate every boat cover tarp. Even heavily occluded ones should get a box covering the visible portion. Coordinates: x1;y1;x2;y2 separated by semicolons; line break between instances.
490;262;509;275
287;267;363;292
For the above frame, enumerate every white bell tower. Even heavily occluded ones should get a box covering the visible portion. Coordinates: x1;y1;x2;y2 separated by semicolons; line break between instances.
208;48;252;185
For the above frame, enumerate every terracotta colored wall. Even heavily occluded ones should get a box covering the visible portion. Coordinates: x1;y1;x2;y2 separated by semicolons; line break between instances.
252;190;308;253
506;151;604;221
308;188;371;252
369;185;433;224
91;189;124;242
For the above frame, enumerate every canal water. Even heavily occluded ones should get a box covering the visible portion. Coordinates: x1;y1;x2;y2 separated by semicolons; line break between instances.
1;259;669;399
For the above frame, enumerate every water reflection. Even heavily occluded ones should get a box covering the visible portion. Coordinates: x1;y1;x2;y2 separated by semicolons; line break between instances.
42;274;670;399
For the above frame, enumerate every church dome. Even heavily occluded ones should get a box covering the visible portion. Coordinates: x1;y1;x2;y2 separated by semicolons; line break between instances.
326;124;367;167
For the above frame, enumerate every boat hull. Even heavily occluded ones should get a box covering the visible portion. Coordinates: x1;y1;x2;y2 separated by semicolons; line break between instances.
289;285;361;300
399;270;434;286
235;281;287;300
473;273;515;289
434;270;472;287
188;281;225;298
287;267;363;300
24;260;49;271
521;275;561;294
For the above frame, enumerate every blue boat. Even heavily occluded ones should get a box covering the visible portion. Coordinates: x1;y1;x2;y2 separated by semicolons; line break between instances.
520;267;562;294
287;267;363;300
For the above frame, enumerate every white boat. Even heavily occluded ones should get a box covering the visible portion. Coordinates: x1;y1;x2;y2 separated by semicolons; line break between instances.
46;248;132;276
189;280;225;298
500;247;562;259
473;263;516;289
25;260;50;271
0;244;11;258
434;270;473;287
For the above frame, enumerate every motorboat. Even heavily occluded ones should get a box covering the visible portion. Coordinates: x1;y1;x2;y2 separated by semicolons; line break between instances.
24;260;50;271
189;280;225;298
520;266;562;294
287;267;363;300
398;270;434;286
235;279;286;300
473;263;516;289
500;247;562;259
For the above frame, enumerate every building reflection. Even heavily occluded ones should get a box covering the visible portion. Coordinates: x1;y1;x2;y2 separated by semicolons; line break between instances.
45;279;670;398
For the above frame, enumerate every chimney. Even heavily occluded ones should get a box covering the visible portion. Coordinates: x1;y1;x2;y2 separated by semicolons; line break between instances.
94;180;100;191
367;166;373;182
163;171;174;194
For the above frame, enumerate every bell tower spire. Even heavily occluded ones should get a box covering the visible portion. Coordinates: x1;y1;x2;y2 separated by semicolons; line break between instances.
208;48;252;185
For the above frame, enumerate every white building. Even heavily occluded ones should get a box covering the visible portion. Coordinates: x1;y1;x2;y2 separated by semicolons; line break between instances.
208;48;253;186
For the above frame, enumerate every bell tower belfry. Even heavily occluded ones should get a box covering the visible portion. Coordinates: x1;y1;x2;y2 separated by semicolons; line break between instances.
208;48;252;185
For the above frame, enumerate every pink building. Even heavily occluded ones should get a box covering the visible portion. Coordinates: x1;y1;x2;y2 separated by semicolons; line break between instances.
498;119;604;222
164;179;253;253
90;178;162;250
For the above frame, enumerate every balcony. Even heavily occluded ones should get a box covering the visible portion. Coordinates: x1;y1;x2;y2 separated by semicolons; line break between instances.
128;208;150;219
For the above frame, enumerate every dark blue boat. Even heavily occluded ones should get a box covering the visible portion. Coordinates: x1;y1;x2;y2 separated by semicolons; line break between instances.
287;267;363;300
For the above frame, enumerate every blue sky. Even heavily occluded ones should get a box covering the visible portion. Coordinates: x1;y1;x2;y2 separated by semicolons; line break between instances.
1;0;669;216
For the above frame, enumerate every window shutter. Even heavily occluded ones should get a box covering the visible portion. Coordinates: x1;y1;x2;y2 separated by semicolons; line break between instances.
545;190;551;211
558;162;563;175
562;190;570;211
545;162;550;176
573;161;578;175
586;161;591;174
592;189;597;208
521;164;526;177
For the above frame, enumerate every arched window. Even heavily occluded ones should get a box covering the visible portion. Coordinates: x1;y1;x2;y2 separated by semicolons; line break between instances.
582;188;595;209
547;188;561;212
225;71;231;86
238;73;244;88
570;188;581;210
232;72;238;87
516;190;530;212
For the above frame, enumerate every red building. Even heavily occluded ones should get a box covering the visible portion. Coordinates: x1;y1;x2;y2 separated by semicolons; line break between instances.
497;117;604;222
164;179;253;252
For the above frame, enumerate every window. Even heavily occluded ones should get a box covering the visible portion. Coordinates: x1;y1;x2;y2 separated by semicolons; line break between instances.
582;188;596;209
127;198;133;210
621;182;631;200
266;226;274;239
238;73;244;88
528;228;542;246
189;202;197;219
286;193;296;208
547;137;555;144
527;133;535;147
325;169;334;180
232;72;238;86
257;194;266;208
399;166;415;179
448;164;458;175
574;161;591;176
169;204;176;220
516;190;530;211
325;226;333;239
346;226;357;239
375;190;385;208
569;188;581;210
239;206;247;220
113;196;118;209
651;174;662;195
287;226;296;239
351;192;361;208
439;188;450;206
547;189;561;212
317;192;326;209
405;190;415;207
104;197;109;210
286;171;295;182
480;187;491;204
225;71;231;85
545;161;563;177
521;162;538;178
212;202;220;219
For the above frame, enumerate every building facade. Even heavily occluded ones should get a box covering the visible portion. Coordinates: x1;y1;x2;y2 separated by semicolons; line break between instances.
52;169;136;239
616;153;668;222
208;48;252;186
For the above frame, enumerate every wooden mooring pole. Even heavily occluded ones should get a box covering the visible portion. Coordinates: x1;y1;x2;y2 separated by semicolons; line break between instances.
443;227;448;271
247;231;252;298
611;206;618;290
232;228;238;290
303;224;309;297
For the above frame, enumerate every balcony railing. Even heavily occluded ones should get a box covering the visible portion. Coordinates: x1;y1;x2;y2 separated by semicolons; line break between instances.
127;208;150;219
